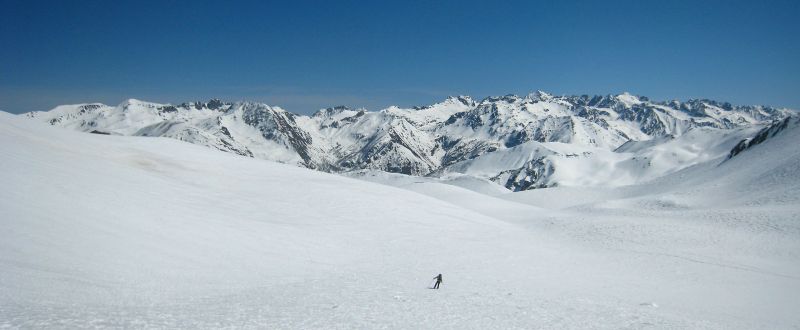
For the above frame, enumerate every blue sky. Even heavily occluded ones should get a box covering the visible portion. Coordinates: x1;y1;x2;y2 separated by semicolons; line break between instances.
2;0;799;114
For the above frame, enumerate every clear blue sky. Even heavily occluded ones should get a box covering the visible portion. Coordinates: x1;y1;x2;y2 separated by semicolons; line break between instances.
2;0;798;114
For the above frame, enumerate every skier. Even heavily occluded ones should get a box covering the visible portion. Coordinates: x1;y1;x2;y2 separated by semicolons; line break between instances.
432;273;443;289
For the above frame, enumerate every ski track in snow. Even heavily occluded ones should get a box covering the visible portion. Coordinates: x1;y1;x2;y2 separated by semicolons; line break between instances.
1;112;800;329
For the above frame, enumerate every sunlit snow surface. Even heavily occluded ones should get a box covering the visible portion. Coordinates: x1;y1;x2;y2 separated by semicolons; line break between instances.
1;112;799;328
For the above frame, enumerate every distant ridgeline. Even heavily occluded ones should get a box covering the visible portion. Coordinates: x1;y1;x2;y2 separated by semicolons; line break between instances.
25;92;793;191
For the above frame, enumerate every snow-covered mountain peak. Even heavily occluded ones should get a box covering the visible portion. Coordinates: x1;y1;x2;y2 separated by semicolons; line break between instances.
441;95;475;107
480;94;523;104
178;98;231;111
312;105;361;119
614;92;643;108
46;102;108;114
236;101;279;111
527;90;553;102
120;98;163;109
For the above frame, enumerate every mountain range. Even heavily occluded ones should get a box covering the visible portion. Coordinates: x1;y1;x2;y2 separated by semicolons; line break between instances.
24;91;793;191
4;95;800;327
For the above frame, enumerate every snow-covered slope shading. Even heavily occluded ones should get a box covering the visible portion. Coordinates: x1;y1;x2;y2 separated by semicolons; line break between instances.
24;92;792;191
2;110;800;328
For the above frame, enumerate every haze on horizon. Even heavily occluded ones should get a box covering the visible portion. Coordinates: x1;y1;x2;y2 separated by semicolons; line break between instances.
2;0;799;114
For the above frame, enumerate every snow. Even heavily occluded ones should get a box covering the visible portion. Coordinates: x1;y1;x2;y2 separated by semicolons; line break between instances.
615;92;642;108
2;111;800;328
383;96;474;129
442;125;764;190
26;93;791;189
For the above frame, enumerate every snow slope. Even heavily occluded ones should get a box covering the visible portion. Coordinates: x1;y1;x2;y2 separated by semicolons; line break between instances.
443;126;761;190
2;112;799;328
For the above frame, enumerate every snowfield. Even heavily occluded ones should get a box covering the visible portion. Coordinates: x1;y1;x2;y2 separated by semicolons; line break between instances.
1;111;799;328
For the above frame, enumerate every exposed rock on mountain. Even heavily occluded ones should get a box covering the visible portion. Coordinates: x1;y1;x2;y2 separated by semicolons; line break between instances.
728;116;798;159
